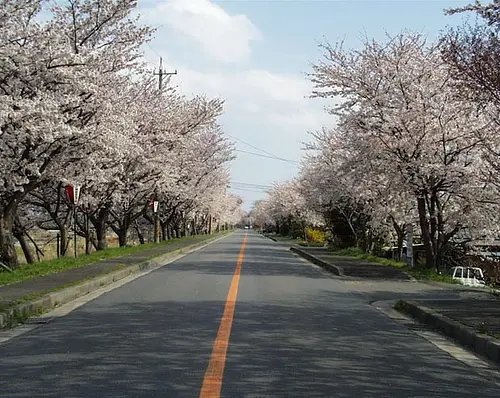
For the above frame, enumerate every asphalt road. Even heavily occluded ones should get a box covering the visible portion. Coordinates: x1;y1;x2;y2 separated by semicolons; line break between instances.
0;231;499;397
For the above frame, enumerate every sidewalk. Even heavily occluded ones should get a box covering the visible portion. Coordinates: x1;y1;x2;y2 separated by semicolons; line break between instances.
410;297;500;336
279;239;500;364
0;234;220;305
399;296;500;364
292;246;411;280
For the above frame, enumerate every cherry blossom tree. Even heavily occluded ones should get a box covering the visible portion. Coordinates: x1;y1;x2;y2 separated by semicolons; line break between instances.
250;200;275;232
0;1;241;266
308;32;498;270
0;0;153;266
299;125;418;256
441;1;500;109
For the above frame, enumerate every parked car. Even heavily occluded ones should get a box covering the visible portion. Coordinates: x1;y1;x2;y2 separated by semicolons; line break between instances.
449;266;486;287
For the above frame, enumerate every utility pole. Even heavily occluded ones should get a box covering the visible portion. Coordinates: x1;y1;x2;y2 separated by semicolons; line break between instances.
150;58;176;244
153;57;177;90
74;205;77;259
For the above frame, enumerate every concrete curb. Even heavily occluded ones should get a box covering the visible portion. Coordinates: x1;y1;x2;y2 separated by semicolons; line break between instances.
423;280;499;294
290;246;344;277
0;233;231;329
402;271;418;283
261;234;277;242
398;300;500;364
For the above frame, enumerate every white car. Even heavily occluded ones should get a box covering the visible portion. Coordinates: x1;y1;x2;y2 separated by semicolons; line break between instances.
450;266;486;287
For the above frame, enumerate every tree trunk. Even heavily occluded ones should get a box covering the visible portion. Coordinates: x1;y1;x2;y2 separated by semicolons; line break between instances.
429;192;438;270
58;224;70;256
91;232;98;251
0;206;19;268
84;212;91;254
134;222;145;245
417;195;435;269
93;208;109;250
392;219;405;262
396;231;404;262
95;224;107;250
161;222;168;241
12;218;35;264
117;220;130;247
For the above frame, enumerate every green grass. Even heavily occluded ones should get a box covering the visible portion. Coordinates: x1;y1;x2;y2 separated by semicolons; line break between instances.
1;232;229;287
476;324;500;339
296;239;325;247
406;267;459;284
332;247;407;268
330;247;460;284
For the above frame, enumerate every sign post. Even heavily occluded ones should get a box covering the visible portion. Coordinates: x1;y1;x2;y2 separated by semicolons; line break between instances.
66;185;81;258
151;200;159;243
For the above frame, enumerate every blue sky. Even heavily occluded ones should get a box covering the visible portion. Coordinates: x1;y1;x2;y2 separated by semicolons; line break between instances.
138;0;473;210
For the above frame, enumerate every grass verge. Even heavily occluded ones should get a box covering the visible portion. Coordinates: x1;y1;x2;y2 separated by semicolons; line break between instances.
332;247;407;268
0;231;230;287
0;264;129;328
330;247;459;284
406;267;459;284
477;323;500;339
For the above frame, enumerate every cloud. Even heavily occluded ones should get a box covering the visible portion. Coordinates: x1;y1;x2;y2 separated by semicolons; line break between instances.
165;66;331;128
153;63;335;167
146;0;262;63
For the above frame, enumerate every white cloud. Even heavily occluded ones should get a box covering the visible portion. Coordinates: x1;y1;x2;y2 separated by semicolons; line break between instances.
165;66;330;126
147;0;262;63
156;63;335;155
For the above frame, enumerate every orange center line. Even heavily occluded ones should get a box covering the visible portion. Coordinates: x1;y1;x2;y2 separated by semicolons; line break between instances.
199;232;248;398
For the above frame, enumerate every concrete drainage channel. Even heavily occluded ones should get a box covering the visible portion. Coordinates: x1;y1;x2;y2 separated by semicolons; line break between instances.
0;233;231;330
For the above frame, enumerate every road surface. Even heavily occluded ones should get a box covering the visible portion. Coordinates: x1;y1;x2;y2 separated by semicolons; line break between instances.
0;231;499;397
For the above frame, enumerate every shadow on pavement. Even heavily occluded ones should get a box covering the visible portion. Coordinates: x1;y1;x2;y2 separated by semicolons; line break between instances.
1;232;498;397
0;291;498;397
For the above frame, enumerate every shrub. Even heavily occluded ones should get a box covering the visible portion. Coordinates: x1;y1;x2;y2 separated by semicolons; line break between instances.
305;227;326;245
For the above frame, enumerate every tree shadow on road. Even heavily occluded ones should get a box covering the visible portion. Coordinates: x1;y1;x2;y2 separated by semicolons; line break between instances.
0;289;498;397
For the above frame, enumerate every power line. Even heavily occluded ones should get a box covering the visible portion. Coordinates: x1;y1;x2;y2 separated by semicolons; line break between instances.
229;187;270;193
228;134;290;161
235;149;299;164
228;135;299;164
230;181;273;189
146;42;163;59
